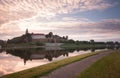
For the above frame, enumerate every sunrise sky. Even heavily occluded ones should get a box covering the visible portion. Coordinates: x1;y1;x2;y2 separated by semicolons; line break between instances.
0;0;120;41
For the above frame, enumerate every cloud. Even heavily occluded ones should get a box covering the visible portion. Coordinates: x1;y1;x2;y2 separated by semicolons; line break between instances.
99;19;120;31
0;0;119;41
43;18;120;41
0;0;116;25
0;21;23;40
76;0;114;12
0;16;120;41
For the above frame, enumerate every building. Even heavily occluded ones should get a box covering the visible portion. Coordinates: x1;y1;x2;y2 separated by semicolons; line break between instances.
24;29;47;42
31;33;47;42
25;29;68;43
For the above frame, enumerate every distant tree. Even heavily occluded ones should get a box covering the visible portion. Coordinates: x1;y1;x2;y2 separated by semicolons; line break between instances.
46;32;53;38
48;32;53;38
95;42;105;44
45;32;54;42
7;37;22;44
45;34;49;38
90;39;95;43
23;33;32;42
0;40;4;46
66;39;75;43
81;41;89;44
106;41;114;45
62;36;65;39
75;40;80;45
66;36;68;40
7;33;32;44
106;41;115;49
115;41;119;45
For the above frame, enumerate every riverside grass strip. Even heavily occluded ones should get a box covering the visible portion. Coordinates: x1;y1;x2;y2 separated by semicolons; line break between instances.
77;50;120;78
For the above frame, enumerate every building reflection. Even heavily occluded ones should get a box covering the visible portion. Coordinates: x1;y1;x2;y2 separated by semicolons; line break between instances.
1;46;119;65
5;48;69;65
0;49;3;53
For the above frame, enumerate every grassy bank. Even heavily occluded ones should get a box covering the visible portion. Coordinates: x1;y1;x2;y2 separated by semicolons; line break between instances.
6;42;45;49
77;50;120;78
61;43;106;49
1;52;99;78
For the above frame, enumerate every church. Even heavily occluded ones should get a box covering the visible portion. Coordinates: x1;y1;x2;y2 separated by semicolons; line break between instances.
25;29;47;42
25;29;68;43
31;33;47;42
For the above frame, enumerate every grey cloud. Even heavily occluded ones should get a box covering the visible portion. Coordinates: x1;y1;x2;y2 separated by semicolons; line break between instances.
73;19;120;34
47;18;120;41
99;19;120;31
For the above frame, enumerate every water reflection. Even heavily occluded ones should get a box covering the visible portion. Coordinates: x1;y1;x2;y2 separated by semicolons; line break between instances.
0;49;3;53
5;48;69;65
0;46;119;76
1;46;119;65
2;46;115;64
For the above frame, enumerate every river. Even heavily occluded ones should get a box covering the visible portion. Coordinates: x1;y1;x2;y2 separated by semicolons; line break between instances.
0;47;108;77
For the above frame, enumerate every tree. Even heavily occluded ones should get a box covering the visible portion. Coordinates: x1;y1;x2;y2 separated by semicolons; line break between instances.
0;40;4;46
45;32;54;42
66;36;68;40
66;39;75;43
48;32;53;38
90;39;95;44
62;36;65;39
115;41;119;45
23;34;32;42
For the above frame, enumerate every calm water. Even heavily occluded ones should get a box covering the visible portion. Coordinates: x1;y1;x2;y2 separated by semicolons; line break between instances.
0;47;107;76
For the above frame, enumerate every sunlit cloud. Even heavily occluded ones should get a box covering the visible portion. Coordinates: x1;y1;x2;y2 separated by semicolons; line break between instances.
0;17;120;41
0;0;116;25
0;0;119;41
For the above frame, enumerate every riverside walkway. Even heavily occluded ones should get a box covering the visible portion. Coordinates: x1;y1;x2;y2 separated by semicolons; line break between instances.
39;50;115;78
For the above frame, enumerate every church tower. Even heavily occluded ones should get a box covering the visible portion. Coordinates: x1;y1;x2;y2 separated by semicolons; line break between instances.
26;28;28;34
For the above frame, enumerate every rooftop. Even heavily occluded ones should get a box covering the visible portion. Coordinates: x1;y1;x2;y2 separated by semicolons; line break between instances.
31;33;45;35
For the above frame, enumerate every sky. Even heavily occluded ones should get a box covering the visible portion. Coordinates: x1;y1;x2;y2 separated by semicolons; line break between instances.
0;0;120;41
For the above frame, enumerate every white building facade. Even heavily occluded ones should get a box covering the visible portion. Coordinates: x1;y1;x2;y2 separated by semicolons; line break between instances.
31;34;46;39
31;34;47;42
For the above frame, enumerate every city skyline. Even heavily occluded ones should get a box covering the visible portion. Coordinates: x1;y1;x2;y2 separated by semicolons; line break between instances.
0;0;120;41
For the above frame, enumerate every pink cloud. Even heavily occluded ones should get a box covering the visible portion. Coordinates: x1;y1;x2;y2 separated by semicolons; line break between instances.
0;0;119;41
0;0;116;25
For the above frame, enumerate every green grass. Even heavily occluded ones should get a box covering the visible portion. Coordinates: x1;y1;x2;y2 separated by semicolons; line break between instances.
77;50;120;78
61;43;106;49
1;52;99;78
6;42;45;49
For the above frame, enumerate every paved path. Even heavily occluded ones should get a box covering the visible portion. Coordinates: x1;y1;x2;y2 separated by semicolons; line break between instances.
39;50;115;78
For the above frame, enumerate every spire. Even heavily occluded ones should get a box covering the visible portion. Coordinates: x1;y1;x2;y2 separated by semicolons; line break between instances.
26;28;28;34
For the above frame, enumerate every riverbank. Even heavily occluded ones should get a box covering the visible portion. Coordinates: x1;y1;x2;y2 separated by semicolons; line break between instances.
61;43;106;49
77;50;120;78
40;50;115;78
4;42;119;50
4;43;63;49
1;52;98;78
